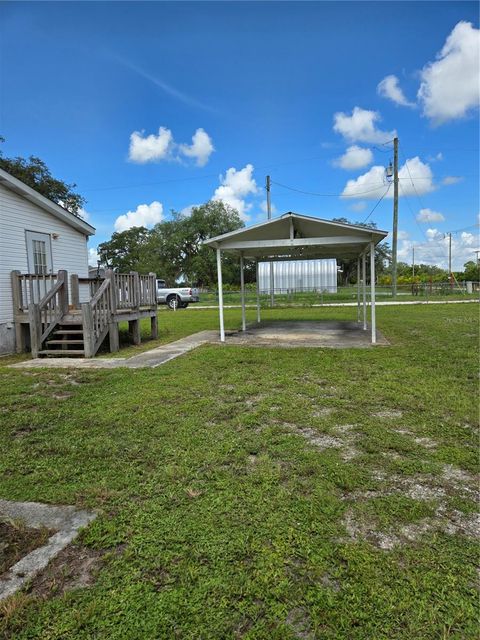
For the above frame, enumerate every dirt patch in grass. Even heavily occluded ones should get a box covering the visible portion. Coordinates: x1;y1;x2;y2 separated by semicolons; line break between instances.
0;521;53;575
374;410;403;419
24;545;104;598
285;606;314;640
341;462;480;549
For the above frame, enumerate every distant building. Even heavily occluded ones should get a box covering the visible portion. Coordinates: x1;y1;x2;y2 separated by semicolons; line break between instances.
258;259;337;294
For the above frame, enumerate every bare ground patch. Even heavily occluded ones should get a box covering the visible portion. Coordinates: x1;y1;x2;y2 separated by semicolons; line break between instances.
374;410;403;419
341;463;480;549
284;422;362;461
24;545;104;598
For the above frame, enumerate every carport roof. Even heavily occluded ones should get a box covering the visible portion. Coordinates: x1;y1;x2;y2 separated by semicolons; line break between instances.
204;212;388;260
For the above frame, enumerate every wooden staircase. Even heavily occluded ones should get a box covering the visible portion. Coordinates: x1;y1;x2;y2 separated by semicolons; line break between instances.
39;321;86;357
11;269;158;358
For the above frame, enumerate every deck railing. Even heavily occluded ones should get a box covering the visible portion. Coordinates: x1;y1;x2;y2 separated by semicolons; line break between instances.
139;273;157;307
11;269;157;357
10;271;59;313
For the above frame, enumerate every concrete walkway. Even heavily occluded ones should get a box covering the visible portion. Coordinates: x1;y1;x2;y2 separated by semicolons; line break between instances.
10;331;218;370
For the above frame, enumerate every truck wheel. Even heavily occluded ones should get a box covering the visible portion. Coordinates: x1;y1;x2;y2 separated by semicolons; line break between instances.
167;295;181;310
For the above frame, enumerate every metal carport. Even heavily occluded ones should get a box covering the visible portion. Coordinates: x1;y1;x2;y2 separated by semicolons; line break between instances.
204;212;388;344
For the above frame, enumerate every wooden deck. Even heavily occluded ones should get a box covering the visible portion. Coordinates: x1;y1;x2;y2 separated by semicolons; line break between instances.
11;270;157;357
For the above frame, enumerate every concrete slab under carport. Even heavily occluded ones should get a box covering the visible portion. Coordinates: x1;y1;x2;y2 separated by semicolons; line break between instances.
216;320;389;348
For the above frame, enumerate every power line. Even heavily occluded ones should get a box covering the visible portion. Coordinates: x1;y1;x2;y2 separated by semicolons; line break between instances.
362;184;392;223
270;179;389;198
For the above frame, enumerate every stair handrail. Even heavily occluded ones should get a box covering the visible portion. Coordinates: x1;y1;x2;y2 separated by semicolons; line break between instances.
82;270;114;357
28;270;68;357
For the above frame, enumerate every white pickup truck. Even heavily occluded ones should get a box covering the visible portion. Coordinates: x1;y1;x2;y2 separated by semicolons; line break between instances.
156;279;200;309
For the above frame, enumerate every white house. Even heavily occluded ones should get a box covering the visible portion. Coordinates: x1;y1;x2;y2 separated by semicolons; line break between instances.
0;167;95;355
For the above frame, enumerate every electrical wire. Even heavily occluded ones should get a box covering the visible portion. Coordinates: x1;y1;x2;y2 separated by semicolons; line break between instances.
362;184;392;223
270;179;389;198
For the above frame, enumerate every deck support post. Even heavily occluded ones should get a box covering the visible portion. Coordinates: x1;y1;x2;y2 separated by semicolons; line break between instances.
255;261;261;323
240;252;246;332
109;322;120;352
81;302;94;358
129;319;141;345
28;303;41;358
70;274;80;310
362;252;367;331
216;248;225;342
356;257;361;323
11;270;26;352
370;241;376;344
150;314;158;339
58;270;69;315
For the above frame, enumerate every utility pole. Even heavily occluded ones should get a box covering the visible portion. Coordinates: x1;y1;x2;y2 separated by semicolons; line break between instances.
266;175;274;306
412;244;415;278
391;136;399;299
448;232;452;288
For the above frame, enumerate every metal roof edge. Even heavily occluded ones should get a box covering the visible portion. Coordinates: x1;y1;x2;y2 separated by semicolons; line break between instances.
203;211;388;246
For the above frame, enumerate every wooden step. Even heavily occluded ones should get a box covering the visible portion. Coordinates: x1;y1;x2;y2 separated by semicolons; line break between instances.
46;339;85;345
53;329;84;335
38;350;85;357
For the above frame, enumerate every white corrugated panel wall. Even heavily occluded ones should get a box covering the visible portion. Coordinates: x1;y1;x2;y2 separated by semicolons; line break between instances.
258;259;337;294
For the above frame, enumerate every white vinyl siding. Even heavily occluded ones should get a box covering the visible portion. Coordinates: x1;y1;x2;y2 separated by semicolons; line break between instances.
0;184;90;324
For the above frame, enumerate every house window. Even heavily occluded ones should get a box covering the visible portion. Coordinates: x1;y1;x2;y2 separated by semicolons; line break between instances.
33;240;48;275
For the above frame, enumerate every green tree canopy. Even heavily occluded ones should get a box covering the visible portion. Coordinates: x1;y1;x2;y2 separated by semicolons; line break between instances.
0;145;86;216
98;200;245;286
98;227;151;272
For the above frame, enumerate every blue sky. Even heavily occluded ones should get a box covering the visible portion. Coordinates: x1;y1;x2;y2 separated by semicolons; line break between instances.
1;1;479;269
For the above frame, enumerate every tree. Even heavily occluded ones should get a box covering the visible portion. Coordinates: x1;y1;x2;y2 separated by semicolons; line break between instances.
97;200;245;286
462;260;479;282
98;227;151;272
176;201;245;285
332;218;391;284
0;145;86;216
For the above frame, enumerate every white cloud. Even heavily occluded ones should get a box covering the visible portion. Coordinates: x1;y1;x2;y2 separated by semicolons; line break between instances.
128;126;214;165
88;246;100;266
417;208;445;223
427;152;443;162
348;201;367;213
178;128;214;167
129;127;174;163
442;175;463;186
418;21;480;124
212;164;258;221
179;204;201;217
114;201;164;232
398;227;479;270
333;107;396;144
334;145;373;170
377;75;415;107
341;156;435;199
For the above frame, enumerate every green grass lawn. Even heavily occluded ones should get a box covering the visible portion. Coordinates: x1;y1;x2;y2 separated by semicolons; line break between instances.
0;304;478;639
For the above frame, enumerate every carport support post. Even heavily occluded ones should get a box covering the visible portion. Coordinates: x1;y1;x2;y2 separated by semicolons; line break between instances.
356;257;361;323
240;252;246;332
255;261;261;323
362;252;367;331
217;248;225;342
370;241;376;344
